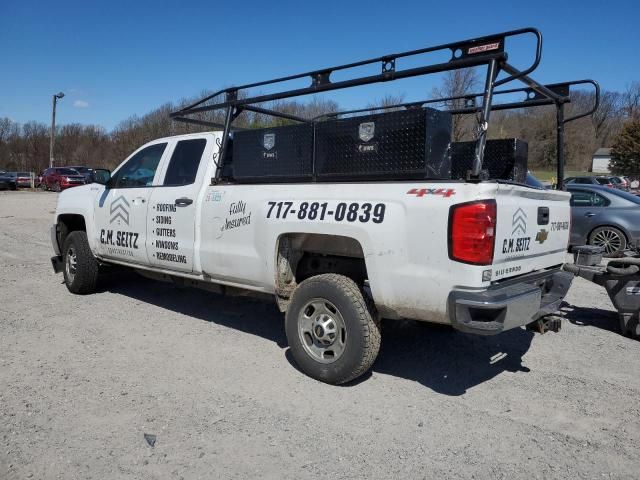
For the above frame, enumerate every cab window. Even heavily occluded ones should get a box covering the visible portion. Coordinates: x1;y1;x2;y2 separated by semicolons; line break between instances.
163;139;207;186
110;143;167;188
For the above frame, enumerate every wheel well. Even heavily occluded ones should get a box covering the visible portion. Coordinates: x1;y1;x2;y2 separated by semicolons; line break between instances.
275;233;368;311
57;214;87;249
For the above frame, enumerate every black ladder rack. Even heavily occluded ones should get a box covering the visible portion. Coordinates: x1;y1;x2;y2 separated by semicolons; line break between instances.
170;28;599;189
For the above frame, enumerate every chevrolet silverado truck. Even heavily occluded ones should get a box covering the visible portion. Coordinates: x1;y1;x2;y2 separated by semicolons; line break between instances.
49;28;599;384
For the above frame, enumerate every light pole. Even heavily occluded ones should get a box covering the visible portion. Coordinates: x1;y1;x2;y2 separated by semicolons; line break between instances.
49;92;65;168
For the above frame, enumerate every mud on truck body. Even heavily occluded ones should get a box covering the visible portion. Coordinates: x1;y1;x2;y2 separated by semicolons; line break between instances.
51;28;600;384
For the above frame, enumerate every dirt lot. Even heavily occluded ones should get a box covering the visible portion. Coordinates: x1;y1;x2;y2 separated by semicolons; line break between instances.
1;191;639;479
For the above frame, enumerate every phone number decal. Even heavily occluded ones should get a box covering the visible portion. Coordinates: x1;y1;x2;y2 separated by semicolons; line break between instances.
266;201;386;223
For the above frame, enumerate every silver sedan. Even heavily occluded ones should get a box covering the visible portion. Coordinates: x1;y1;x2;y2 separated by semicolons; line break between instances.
568;185;640;256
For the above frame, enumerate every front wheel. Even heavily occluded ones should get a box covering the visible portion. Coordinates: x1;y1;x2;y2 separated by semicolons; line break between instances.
62;231;99;294
54;182;61;192
285;274;381;385
589;226;627;257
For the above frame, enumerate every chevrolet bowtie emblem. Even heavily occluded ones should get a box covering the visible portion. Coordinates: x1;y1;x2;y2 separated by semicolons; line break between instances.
535;229;549;244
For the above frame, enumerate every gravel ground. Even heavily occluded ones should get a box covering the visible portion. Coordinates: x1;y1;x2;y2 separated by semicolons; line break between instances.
1;191;639;480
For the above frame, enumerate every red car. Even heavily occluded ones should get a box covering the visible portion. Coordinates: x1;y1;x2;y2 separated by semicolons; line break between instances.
40;167;86;191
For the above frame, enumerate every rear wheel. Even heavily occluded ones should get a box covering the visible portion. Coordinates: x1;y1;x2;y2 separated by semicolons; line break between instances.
62;231;99;294
589;226;626;257
285;274;381;385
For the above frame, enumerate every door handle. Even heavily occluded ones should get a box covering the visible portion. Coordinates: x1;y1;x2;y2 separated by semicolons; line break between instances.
585;212;596;217
175;197;193;207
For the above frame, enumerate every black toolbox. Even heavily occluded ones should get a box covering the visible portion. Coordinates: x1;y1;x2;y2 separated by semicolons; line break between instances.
231;123;314;183
314;108;452;181
450;138;528;183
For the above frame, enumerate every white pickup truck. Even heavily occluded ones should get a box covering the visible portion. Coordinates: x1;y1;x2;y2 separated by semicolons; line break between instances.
50;130;572;384
50;29;592;383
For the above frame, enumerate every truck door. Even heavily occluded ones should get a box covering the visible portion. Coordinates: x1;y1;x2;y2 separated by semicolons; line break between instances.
147;137;209;273
94;142;168;264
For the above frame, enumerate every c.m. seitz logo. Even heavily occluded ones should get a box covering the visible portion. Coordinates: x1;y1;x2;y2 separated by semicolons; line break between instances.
511;207;527;236
110;195;130;225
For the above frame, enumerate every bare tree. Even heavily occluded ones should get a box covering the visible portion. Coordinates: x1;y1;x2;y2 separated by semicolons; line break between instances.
622;81;640;120
366;93;406;114
431;69;479;141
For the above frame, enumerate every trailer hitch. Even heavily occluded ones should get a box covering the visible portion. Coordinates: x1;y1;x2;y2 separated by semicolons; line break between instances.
527;315;562;334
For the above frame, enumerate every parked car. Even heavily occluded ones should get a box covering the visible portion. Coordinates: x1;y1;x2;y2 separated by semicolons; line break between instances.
0;176;11;190
567;184;640;256
565;176;615;188
609;176;630;191
0;172;17;190
40;167;86;191
66;166;95;183
16;172;34;188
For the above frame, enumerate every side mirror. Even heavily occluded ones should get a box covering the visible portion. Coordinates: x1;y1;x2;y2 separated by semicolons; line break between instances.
93;169;111;186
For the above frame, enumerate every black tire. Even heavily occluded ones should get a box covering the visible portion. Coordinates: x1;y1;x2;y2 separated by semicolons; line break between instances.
619;313;640;340
285;273;381;385
62;231;99;294
54;182;61;193
589;226;627;257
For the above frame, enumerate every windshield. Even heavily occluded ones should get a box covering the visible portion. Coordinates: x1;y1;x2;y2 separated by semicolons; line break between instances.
57;168;79;175
596;178;611;184
70;166;90;173
17;172;30;176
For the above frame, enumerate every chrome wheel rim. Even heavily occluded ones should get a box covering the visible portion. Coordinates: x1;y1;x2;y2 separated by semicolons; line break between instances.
65;246;77;283
298;298;347;364
592;229;623;254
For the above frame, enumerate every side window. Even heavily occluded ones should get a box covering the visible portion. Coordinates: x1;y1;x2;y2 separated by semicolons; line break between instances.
592;193;609;207
570;191;593;207
163;139;207;186
110;143;167;188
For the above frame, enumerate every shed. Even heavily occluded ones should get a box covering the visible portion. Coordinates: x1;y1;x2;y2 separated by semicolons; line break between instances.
591;148;612;174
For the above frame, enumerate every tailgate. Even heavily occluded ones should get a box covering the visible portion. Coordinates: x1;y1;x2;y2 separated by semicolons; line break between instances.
492;184;571;281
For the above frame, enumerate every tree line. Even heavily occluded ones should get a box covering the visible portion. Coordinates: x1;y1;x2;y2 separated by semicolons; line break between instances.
1;76;639;175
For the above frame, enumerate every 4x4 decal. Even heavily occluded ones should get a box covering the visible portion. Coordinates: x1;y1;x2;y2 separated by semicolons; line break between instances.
407;188;455;198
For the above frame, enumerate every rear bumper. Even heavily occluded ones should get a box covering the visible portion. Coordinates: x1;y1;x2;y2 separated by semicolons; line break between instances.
448;268;573;335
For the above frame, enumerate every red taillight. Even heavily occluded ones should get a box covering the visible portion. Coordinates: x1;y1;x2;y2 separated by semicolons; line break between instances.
606;183;613;188
449;200;497;265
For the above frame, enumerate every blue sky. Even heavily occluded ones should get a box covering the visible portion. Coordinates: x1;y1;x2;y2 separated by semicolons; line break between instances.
1;0;638;131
